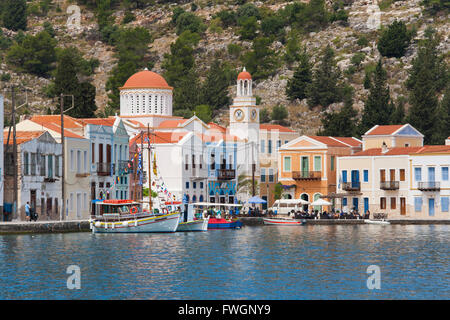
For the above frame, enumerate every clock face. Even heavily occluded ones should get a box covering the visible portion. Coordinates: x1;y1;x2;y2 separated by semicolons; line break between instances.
251;109;257;121
234;109;244;121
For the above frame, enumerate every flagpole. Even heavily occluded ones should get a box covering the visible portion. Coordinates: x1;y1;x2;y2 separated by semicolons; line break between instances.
147;124;152;213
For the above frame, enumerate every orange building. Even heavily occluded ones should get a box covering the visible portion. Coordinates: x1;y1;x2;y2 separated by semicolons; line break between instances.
278;136;362;210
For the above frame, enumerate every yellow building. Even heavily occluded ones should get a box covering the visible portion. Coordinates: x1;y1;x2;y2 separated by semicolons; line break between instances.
278;135;362;211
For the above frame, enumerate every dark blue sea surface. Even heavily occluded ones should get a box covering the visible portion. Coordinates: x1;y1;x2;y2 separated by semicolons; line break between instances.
0;224;448;299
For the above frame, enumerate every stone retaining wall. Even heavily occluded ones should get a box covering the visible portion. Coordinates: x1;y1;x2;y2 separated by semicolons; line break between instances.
0;220;90;234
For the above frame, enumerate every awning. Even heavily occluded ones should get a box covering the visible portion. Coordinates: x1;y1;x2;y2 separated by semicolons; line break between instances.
320;192;362;198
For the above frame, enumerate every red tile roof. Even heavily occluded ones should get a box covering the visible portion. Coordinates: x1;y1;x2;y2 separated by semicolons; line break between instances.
3;131;46;145
307;136;349;147
330;137;362;147
158;119;187;128
208;122;227;133
80;118;115;127
365;125;404;136
129;131;189;146
260;124;296;133
29;115;85;139
352;145;450;156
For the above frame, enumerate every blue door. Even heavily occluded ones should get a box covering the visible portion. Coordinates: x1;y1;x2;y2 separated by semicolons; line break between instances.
352;198;359;212
429;198;435;216
364;198;369;214
351;170;360;188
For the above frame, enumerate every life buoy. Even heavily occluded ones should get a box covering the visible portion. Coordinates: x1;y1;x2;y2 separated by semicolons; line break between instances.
130;206;138;214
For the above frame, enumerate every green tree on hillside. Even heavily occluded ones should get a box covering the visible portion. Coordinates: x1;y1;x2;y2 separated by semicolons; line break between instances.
2;0;27;31
286;49;312;101
359;59;393;135
200;59;231;111
306;45;343;108
378;20;412;58
241;37;279;80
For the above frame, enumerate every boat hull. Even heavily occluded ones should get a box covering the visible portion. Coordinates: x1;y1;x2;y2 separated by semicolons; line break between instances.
263;218;305;225
177;217;209;232
364;219;390;225
91;212;180;233
208;218;242;229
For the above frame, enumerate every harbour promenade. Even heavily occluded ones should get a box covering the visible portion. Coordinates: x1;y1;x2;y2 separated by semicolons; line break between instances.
1;217;450;234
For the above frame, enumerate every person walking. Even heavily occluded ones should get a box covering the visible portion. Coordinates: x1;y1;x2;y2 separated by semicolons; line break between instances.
25;202;31;222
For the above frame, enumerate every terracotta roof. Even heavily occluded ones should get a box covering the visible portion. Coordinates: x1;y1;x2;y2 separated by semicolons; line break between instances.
208;122;227;133
120;70;172;90
365;125;404;136
352;145;450;156
80;118;115;127
198;132;243;143
129;131;189;146
307;136;349;147
29;115;85;139
158;119;187;128
330;137;362;147
3;131;46;145
260;124;296;133
237;69;252;80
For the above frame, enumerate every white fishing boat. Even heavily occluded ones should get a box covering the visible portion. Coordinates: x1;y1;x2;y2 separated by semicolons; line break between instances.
364;219;391;225
90;200;180;233
163;202;209;232
263;217;306;225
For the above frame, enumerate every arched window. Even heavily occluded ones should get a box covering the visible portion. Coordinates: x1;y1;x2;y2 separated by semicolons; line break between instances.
192;195;197;203
199;195;204;202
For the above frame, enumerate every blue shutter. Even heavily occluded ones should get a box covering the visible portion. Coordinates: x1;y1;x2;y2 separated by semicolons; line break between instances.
363;170;369;182
342;170;347;183
414;197;422;212
442;167;449;181
441;197;449;212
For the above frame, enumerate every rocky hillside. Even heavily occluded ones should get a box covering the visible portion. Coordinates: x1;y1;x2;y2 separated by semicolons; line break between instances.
0;0;449;135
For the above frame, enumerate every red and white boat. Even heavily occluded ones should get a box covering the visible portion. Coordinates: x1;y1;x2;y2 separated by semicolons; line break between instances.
263;217;305;225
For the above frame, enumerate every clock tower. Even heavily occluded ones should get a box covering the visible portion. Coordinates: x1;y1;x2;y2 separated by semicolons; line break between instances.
229;68;260;184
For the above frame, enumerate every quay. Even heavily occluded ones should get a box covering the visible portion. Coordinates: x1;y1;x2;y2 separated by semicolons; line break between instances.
0;220;90;234
1;218;450;234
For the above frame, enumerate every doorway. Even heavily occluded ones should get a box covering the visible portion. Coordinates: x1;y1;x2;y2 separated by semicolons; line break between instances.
400;197;406;215
428;198;435;216
301;193;309;211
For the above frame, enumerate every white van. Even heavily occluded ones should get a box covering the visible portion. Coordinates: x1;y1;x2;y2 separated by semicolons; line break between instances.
269;199;309;216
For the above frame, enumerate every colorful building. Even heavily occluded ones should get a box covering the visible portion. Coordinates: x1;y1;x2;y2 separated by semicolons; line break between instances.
278;135;362;210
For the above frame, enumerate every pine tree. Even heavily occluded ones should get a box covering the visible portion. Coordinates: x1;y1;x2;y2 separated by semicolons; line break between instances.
200;60;230;111
406;28;447;144
2;0;27;31
431;85;450;144
318;89;358;137
378;20;412;58
306;45;343;108
359;59;393;135
286;49;312;101
390;97;406;124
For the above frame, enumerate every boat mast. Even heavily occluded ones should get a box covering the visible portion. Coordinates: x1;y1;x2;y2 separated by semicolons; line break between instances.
147;124;152;213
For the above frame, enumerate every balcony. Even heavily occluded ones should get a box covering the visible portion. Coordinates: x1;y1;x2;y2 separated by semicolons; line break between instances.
418;181;440;191
44;177;57;183
190;168;206;180
380;181;399;190
342;182;360;191
292;171;321;180
217;169;235;180
97;162;114;176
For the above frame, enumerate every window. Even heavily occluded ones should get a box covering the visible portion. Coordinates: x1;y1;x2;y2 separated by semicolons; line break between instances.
269;168;274;182
40;155;46;176
199;155;203;169
23;152;29;175
314;156;321;171
193;182;197;189
55;156;60;177
283;157;291;172
261;140;265;153
210;153;215;170
84;151;87;173
330;156;335;171
91;143;95;163
70;150;75;171
380;197;386;209
77;150;81;174
31;153;36;176
414;167;422;182
342;170;347;183
268;140;272;154
284;140;288;144
186;182;189;189
48;155;53;178
414;197;422;212
200;182;204;189
277;140;281;151
400;169;405;181
390;197;396;210
441;197;449;212
442;167;449;181
363;170;369;182
261;168;266;182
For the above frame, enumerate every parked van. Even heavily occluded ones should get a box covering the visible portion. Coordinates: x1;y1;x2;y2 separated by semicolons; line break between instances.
269;199;309;216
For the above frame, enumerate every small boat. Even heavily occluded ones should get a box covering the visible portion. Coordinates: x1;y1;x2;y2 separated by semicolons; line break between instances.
192;202;243;229
364;219;390;225
90;200;180;233
172;202;209;232
263;217;306;225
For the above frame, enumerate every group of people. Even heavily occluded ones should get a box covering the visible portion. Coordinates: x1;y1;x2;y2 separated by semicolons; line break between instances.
265;207;371;220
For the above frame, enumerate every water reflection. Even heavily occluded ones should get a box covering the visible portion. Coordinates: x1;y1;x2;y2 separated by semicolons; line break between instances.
0;225;449;299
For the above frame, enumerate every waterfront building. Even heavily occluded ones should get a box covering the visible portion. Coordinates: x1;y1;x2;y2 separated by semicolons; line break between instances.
278;135;362;211
259;124;299;208
3;131;62;221
16;116;91;219
336;124;450;219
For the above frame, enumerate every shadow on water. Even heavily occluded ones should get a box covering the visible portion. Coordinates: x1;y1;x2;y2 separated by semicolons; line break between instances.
0;225;449;299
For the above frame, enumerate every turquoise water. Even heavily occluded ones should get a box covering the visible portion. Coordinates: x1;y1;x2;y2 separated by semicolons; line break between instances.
0;225;449;299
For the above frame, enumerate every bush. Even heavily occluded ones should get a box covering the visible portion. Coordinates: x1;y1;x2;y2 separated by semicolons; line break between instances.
351;52;366;67
271;105;288;122
227;43;242;58
261;15;285;37
260;107;271;123
236;3;260;24
357;35;369;47
175;12;207;35
1;73;11;82
238;16;259;40
378;20;412;58
215;10;237;28
122;11;136;24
